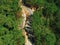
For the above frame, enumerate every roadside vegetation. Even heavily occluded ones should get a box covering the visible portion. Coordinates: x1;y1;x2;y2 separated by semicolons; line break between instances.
0;0;24;45
24;0;60;45
0;0;60;45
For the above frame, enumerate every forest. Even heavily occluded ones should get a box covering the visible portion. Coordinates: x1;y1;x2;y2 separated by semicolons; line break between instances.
0;0;60;45
0;0;24;45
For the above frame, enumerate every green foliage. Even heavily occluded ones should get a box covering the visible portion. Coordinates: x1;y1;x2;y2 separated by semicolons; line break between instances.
55;0;60;7
24;0;60;45
44;3;57;15
55;9;60;30
56;38;60;45
0;0;60;45
23;0;46;7
0;0;24;45
28;0;60;45
31;8;56;45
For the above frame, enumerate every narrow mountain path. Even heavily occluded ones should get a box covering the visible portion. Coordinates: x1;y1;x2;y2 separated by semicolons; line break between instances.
18;0;35;45
21;6;34;45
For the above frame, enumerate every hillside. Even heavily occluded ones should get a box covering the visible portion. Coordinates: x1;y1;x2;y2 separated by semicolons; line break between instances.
0;0;60;45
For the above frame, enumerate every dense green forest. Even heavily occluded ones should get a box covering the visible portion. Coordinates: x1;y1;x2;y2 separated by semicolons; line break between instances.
0;0;60;45
24;0;60;45
0;0;24;45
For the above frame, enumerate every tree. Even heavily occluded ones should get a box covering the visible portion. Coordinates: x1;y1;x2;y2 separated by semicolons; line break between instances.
31;8;56;45
0;0;25;45
23;0;45;8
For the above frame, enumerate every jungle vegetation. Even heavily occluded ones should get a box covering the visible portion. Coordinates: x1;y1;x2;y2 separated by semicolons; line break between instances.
0;0;24;45
0;0;60;45
24;0;60;45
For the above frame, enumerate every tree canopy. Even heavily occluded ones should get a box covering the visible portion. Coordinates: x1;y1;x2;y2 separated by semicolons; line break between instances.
23;0;60;45
0;0;24;45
